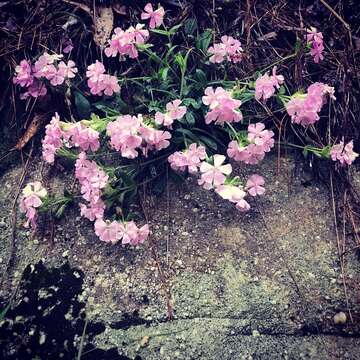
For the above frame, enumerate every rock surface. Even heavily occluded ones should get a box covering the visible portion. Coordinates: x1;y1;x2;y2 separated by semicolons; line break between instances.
0;154;359;359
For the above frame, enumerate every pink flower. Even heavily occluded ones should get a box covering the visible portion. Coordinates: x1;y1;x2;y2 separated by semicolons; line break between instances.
168;143;206;173
75;152;108;204
198;154;232;190
330;140;358;166
187;143;207;173
202;87;227;109
168;151;188;172
246;174;265;196
22;80;47;99
306;27;324;44
33;53;63;80
235;199;251;212
247;123;274;151
166;100;187;120
86;61;120;96
62;38;74;54
140;126;171;152
94;218;121;244
20;181;47;228
86;60;105;81
255;67;284;102
310;41;324;63
13;60;33;87
306;27;324;63
155;99;187;127
215;183;251;212
286;82;335;127
220;35;243;62
128;24;149;44
215;184;246;203
102;74;120;96
141;3;165;29
208;43;227;64
155;111;173;127
67;123;100;152
135;224;150;245
208;36;243;64
49;68;65;86
203;87;242;126
79;199;105;221
42;113;63;163
58;60;78;79
105;24;149;60
227;141;250;162
227;123;274;165
117;221;137;245
107;115;143;158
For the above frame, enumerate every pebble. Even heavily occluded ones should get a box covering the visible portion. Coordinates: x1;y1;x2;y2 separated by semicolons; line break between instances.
333;312;347;324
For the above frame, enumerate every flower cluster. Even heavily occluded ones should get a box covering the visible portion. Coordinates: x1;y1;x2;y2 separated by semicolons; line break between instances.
208;36;243;64
330;140;358;166
75;152;149;245
202;87;243;125
306;27;324;63
75;152;108;221
95;219;150;245
20;182;47;228
106;114;171;158
168;143;206;173
13;53;78;99
168;145;265;212
141;3;165;29
86;60;120;96
227;122;275;165
255;67;284;102
105;24;149;60
65;123;100;152
155;99;187;127
42;113;100;164
42;113;64;164
286;82;335;127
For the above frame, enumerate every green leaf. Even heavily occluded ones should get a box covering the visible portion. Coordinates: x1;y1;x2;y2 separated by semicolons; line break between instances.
278;85;286;95
0;303;11;321
150;28;170;36
184;111;195;126
175;128;199;143
169;23;182;34
93;103;119;117
74;91;91;119
194;69;207;84
54;203;67;219
159;67;169;81
175;53;185;69
184;18;197;35
182;98;198;108
196;30;212;53
199;135;218;150
165;45;178;62
117;170;136;187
